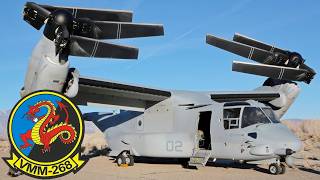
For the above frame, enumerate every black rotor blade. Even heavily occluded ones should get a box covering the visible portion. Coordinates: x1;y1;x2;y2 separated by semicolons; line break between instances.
24;2;51;29
69;36;138;59
89;21;164;39
232;61;314;84
299;63;317;82
39;4;133;22
233;33;288;55
206;34;274;64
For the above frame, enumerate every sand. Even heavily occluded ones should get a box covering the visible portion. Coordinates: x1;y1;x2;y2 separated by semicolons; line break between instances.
0;120;319;179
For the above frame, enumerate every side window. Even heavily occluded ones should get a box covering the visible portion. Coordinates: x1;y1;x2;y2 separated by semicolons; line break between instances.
223;108;241;130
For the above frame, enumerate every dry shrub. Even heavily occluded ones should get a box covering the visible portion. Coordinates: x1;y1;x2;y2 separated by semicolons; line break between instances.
283;120;320;169
82;132;107;154
301;120;320;139
0;140;10;152
282;120;320;139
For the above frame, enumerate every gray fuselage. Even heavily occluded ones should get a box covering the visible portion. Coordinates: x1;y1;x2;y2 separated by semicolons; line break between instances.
85;90;302;162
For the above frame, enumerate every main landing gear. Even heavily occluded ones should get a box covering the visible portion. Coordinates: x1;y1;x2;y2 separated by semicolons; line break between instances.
116;151;134;167
269;163;286;175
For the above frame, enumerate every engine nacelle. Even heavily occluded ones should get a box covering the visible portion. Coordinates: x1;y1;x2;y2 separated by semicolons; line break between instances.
20;36;70;97
256;78;300;118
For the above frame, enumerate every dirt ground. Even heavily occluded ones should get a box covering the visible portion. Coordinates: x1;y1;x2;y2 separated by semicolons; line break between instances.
0;120;319;180
0;150;319;180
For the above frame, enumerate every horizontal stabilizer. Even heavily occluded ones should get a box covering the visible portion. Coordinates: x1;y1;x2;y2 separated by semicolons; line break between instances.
232;61;314;84
39;4;133;22
211;92;280;102
69;36;138;59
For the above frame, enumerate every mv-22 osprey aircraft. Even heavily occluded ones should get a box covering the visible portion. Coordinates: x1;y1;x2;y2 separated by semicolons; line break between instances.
20;2;316;175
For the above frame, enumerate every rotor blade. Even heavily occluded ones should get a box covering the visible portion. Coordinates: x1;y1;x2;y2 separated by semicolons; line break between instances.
233;33;317;77
299;63;317;83
90;21;164;39
24;2;51;29
232;61;314;84
39;4;133;22
233;33;288;54
69;36;138;59
206;34;274;64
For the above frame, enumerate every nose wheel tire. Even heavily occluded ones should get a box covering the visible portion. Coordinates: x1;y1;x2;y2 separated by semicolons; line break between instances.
279;163;286;174
269;163;286;175
269;163;280;175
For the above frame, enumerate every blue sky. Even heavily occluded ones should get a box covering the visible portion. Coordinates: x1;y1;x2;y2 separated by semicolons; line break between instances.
0;0;319;119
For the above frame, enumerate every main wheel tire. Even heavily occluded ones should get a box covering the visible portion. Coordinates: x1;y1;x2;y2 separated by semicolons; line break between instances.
116;155;126;166
127;155;134;166
269;163;281;175
279;163;286;174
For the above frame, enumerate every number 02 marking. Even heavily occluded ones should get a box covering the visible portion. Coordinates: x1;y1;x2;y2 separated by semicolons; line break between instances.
166;140;183;152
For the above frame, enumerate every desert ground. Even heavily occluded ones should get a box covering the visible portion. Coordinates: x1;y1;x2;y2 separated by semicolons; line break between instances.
0;120;319;180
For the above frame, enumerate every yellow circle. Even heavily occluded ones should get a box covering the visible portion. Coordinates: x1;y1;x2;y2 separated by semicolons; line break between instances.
8;91;83;165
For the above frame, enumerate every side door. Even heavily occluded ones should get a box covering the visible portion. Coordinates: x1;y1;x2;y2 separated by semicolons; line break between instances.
222;107;247;159
209;103;224;156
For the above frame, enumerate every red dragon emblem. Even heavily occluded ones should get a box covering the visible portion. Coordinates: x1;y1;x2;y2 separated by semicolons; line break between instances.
19;101;77;153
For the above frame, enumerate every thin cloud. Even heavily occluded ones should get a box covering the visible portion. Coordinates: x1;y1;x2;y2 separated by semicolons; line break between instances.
138;0;253;62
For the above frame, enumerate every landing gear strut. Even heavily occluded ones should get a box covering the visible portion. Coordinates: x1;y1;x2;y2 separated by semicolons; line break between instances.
116;151;134;167
268;163;286;175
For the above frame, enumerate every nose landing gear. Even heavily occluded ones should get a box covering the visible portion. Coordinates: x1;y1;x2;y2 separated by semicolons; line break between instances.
269;163;286;175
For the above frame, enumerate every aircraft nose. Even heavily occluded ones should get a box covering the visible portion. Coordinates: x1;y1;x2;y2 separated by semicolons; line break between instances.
291;137;303;152
274;140;302;156
256;123;302;154
280;127;303;153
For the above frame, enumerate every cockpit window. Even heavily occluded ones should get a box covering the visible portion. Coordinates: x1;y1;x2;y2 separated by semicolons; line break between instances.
262;108;280;123
223;108;241;129
241;107;270;128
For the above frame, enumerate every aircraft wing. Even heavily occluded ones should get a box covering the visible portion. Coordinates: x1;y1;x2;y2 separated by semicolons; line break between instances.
72;77;171;109
210;91;280;102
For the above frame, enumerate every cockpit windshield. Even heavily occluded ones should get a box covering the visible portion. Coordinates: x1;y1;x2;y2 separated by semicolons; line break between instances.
241;107;280;128
261;108;280;124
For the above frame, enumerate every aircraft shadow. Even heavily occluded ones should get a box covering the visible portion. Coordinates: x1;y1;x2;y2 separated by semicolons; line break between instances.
111;157;269;173
206;160;268;173
80;153;320;175
81;146;111;160
131;157;185;165
295;165;320;175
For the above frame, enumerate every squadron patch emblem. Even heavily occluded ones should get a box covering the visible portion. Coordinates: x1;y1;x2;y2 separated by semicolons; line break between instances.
3;91;87;179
